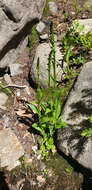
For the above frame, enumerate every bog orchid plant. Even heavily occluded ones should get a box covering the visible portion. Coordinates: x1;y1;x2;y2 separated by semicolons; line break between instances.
28;21;67;159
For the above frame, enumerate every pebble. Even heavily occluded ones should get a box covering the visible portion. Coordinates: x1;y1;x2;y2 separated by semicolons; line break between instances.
40;33;48;41
0;92;8;107
48;1;58;15
36;21;46;33
4;74;12;84
2;114;9;128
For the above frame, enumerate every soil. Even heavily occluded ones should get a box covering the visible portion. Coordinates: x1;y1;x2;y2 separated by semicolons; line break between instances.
0;0;92;190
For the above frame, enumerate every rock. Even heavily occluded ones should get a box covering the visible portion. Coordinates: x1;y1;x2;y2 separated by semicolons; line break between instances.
40;33;48;41
0;128;24;171
48;1;58;15
30;43;64;88
57;61;92;171
85;0;92;7
0;92;8;107
2;114;9;128
78;19;92;33
36;21;46;33
4;73;13;84
0;0;46;68
9;63;22;76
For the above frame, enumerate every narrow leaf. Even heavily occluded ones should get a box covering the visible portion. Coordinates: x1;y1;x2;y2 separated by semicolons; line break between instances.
28;103;38;114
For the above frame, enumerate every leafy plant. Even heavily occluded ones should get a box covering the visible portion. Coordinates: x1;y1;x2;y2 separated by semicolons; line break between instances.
28;21;67;159
61;20;92;81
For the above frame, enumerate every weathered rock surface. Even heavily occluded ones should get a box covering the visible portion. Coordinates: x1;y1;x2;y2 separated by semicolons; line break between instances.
0;0;46;68
30;42;64;88
9;63;22;76
85;0;92;7
0;92;8;110
78;19;92;33
57;61;92;171
0;128;24;171
0;92;8;106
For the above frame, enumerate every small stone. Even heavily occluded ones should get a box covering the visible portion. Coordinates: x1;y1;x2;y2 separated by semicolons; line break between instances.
54;35;57;42
24;86;30;95
4;74;13;84
71;12;75;15
48;1;58;15
40;34;48;41
36;21;46;33
0;92;8;107
40;162;46;171
2;114;9;128
32;145;38;154
16;89;21;97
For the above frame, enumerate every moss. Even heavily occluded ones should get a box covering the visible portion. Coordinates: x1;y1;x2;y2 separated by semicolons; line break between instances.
28;24;39;52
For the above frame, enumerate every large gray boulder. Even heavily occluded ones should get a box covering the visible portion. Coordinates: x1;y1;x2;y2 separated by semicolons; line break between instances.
0;0;46;68
57;61;92;171
30;42;64;88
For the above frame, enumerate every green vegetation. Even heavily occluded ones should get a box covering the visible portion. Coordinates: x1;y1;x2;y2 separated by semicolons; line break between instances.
0;81;11;94
74;0;79;17
28;24;39;52
81;116;92;137
28;18;92;159
28;21;67;159
84;2;92;12
64;11;69;22
61;20;92;81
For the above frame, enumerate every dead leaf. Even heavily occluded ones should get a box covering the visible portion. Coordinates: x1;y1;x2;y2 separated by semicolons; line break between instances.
16;109;32;117
37;176;46;184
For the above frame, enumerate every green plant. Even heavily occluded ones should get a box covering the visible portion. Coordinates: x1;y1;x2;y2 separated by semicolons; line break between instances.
28;21;67;159
61;20;92;80
74;0;79;17
64;11;69;22
28;24;38;52
81;115;92;137
65;167;73;173
0;81;11;94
